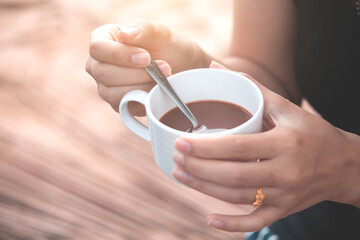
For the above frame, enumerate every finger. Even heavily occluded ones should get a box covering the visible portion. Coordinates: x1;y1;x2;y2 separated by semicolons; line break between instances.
238;72;278;102
97;82;155;107
239;72;293;119
87;58;171;87
205;66;289;125
207;206;282;232
90;24;123;42
86;57;150;86
90;24;151;66
205;64;281;130
207;62;271;99
156;60;172;77
173;153;277;187
110;101;146;116
89;38;150;67
119;20;172;50
209;60;229;69
172;167;276;204
174;130;279;160
207;64;277;106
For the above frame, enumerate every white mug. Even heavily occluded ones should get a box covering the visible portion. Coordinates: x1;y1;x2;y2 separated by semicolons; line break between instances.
119;68;264;182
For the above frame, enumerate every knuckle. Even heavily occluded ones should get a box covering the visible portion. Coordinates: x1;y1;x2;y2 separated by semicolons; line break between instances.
232;138;248;156
152;20;171;41
97;85;119;105
283;167;305;185
89;40;101;57
97;84;108;99
85;59;92;74
282;192;298;204
278;128;302;155
91;62;105;81
225;166;244;187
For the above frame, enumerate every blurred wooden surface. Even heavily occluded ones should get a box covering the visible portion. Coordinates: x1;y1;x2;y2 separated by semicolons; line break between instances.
0;0;249;239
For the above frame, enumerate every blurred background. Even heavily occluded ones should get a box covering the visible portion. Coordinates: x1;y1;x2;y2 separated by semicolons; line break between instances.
0;0;252;239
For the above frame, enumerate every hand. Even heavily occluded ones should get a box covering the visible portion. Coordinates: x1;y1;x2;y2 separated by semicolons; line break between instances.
172;65;360;232
85;20;211;114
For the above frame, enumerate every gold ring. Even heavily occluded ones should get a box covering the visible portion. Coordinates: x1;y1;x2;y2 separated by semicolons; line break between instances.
252;159;265;207
252;186;265;207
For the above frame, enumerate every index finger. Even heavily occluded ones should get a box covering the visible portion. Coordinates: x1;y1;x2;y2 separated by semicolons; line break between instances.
89;24;150;67
174;129;279;160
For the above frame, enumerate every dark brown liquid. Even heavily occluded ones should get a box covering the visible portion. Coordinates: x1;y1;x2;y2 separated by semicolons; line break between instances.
159;100;252;132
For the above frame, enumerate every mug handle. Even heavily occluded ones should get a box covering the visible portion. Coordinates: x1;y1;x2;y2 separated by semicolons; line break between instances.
119;90;150;141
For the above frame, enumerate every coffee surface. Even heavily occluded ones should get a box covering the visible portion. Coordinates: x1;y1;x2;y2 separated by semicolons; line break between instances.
159;100;252;132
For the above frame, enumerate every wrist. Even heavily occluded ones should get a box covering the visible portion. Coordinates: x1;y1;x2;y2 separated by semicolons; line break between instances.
345;131;360;208
334;130;360;208
169;35;212;73
190;43;213;69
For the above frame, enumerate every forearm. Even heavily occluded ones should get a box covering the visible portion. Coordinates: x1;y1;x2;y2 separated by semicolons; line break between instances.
186;46;301;104
220;56;301;104
180;39;301;104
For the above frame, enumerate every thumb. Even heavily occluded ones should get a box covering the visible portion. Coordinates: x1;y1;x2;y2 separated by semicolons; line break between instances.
119;20;172;50
209;60;229;70
238;72;274;99
209;61;277;111
156;60;172;77
209;61;270;96
209;61;290;129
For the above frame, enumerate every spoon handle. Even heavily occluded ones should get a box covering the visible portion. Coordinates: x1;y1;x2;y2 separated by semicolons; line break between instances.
145;58;201;129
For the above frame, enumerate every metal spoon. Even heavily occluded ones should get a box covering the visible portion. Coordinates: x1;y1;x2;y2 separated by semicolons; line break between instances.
145;58;224;133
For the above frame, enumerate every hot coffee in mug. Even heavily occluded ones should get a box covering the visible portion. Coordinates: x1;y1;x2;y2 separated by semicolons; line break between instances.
159;100;252;132
119;68;264;182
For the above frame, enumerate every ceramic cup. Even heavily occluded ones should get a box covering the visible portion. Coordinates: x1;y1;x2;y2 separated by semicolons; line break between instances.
119;68;264;182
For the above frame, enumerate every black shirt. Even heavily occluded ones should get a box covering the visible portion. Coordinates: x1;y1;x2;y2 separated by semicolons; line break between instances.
269;0;360;239
295;0;360;134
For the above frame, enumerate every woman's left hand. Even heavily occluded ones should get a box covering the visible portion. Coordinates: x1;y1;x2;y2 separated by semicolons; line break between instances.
172;71;360;232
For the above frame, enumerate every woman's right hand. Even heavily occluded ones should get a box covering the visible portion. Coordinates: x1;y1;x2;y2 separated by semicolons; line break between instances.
85;20;211;114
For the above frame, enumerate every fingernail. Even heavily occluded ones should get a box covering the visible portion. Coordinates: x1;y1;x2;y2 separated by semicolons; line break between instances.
158;63;172;76
174;138;191;153
209;60;227;69
172;168;190;182
173;153;184;166
207;218;225;229
131;52;150;65
121;26;140;38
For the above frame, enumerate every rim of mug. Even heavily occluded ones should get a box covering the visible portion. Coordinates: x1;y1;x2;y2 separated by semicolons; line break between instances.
145;68;264;137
